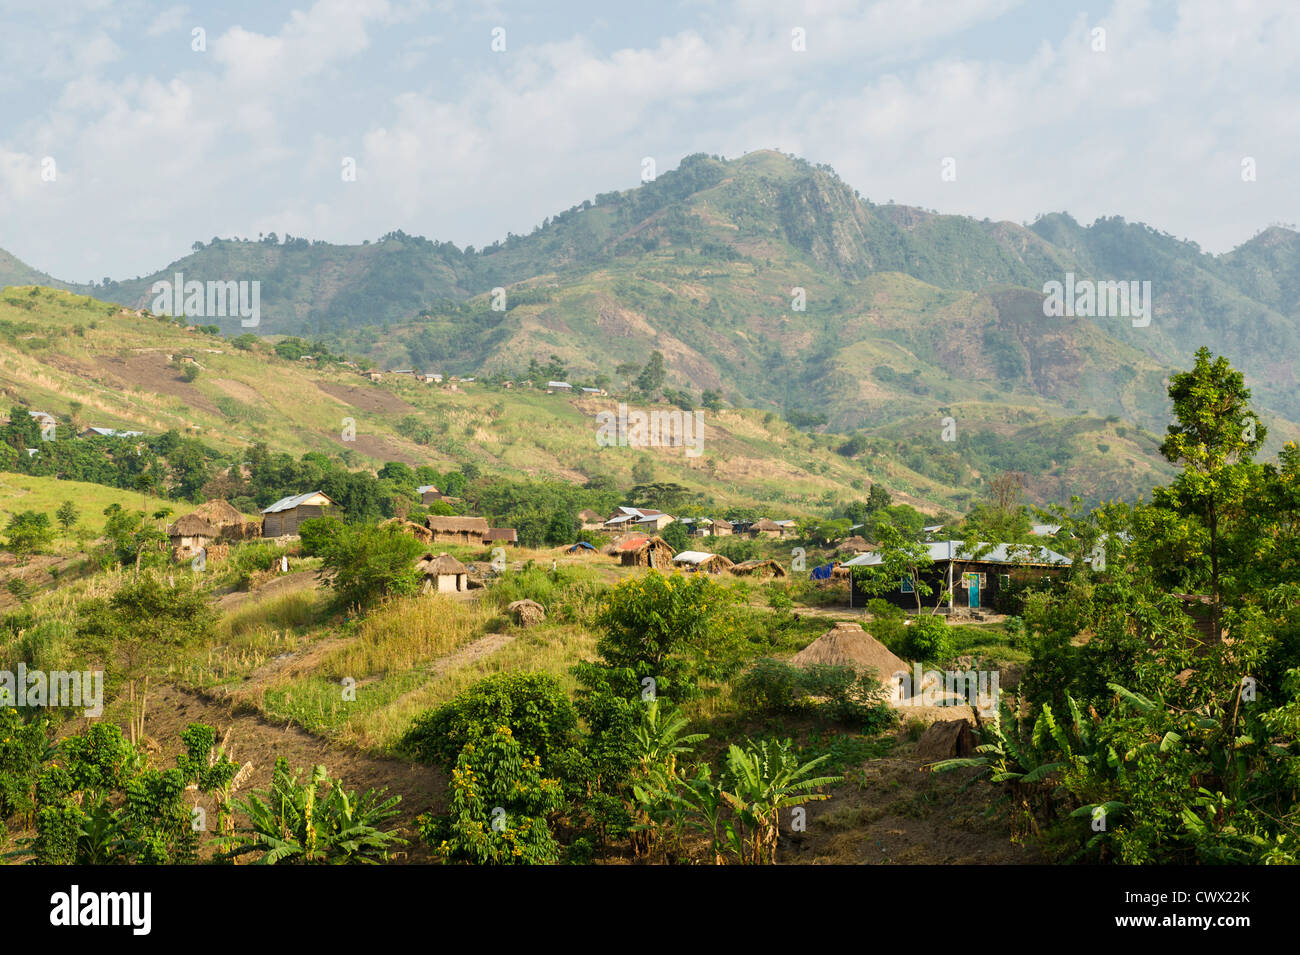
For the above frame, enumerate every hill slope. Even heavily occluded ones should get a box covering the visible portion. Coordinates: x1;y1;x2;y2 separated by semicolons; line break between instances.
0;286;1187;510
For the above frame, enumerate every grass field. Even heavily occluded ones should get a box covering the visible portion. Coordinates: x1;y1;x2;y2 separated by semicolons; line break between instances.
0;471;175;538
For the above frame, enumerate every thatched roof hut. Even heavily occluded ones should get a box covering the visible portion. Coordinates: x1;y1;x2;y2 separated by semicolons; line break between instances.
167;513;218;561
791;622;909;678
730;559;787;578
416;552;470;593
168;513;218;540
838;535;874;554
671;551;735;574
617;535;674;569
425;515;490;545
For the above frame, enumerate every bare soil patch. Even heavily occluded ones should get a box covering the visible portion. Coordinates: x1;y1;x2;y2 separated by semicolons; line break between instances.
94;352;220;414
782;751;1045;865
316;381;416;416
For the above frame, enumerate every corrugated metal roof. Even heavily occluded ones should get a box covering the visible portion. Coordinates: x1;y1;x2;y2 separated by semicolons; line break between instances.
841;540;1071;567
262;491;334;514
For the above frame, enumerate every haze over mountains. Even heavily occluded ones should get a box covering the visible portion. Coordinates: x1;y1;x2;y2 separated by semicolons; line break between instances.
4;149;1298;449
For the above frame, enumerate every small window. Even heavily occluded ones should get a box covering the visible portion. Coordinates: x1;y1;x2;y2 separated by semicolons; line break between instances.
900;575;914;593
999;574;1010;587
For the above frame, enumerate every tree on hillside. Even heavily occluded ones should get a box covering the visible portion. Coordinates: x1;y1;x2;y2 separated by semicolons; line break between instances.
1156;347;1265;641
964;471;1032;542
635;351;666;396
615;361;640;391
866;484;892;513
4;511;54;563
55;500;79;539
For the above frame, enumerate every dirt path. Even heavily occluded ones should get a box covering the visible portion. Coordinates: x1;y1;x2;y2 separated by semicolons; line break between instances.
216;569;321;612
141;683;445;863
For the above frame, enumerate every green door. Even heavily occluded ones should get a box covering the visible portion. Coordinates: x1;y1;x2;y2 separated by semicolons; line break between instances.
965;572;980;609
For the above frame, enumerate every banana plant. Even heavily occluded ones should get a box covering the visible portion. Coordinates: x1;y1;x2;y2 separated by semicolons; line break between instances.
719;739;841;865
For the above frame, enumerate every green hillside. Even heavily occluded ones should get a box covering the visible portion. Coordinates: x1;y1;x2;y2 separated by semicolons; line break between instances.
0;286;1190;510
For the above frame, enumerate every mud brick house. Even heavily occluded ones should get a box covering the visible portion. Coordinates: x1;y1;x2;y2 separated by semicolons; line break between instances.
260;491;341;538
484;528;519;547
417;552;470;593
618;535;674;569
844;540;1070;612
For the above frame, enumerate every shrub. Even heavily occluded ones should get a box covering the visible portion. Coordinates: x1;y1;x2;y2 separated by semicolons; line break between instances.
0;709;48;836
297;516;344;558
319;523;424;610
418;725;564;865
902;614;954;663
594;572;732;700
734;658;896;731
401;672;578;775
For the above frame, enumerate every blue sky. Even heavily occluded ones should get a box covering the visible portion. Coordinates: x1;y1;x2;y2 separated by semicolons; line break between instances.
1;0;1295;282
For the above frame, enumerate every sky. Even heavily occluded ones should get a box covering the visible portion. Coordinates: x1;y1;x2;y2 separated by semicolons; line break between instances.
0;0;1296;283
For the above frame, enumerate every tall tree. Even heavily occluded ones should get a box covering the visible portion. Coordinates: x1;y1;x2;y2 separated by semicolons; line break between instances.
1157;347;1265;640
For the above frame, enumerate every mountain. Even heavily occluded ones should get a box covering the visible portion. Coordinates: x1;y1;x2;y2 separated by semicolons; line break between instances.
1;149;1297;503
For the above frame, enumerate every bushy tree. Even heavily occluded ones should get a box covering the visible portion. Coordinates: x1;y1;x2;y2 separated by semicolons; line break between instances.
317;523;423;610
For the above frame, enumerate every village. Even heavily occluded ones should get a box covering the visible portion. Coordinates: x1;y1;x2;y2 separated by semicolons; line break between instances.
163;492;1075;617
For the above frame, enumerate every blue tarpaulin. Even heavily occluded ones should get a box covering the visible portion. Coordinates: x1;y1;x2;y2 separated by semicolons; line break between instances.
811;563;835;580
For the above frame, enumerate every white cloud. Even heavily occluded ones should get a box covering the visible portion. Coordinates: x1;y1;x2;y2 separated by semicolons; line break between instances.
0;0;1296;281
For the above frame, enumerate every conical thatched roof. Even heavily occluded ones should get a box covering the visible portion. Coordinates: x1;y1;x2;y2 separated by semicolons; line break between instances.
791;622;909;682
168;513;218;538
416;552;468;576
192;499;246;529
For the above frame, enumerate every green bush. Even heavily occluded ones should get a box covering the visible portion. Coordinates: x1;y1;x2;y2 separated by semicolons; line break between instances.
319;523;424;610
0;709;48;836
297;516;344;557
401;672;579;775
417;725;564;865
865;599;908;651
902;614;954;663
734;658;895;731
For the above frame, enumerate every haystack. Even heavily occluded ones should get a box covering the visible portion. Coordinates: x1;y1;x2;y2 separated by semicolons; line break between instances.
791;622;909;683
507;599;546;627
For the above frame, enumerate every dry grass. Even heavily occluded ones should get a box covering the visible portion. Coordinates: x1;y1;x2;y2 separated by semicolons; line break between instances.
315;595;493;680
356;621;599;752
218;588;321;639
